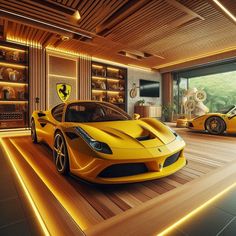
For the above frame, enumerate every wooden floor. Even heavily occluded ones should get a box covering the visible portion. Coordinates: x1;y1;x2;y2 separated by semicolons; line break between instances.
1;127;236;235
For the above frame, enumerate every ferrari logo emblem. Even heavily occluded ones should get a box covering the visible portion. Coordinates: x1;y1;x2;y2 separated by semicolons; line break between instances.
56;83;71;102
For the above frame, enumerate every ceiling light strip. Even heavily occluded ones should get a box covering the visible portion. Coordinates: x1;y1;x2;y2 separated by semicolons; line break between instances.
212;0;236;22
0;9;92;39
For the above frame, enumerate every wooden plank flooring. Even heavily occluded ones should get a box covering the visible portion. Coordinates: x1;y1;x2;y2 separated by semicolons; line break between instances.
2;127;236;232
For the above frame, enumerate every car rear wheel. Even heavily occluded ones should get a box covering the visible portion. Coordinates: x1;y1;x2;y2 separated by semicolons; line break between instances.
31;119;38;143
53;132;69;175
205;116;226;135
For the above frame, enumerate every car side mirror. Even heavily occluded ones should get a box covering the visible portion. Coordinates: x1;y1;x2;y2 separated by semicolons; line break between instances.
133;113;140;120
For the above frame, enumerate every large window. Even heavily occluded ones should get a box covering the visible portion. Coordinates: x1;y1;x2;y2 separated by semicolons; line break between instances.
173;60;236;114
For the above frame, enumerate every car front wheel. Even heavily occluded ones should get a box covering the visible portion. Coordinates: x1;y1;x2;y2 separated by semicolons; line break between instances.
53;132;69;175
205;116;226;135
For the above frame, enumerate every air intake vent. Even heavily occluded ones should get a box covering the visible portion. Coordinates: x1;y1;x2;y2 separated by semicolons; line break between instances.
98;163;148;178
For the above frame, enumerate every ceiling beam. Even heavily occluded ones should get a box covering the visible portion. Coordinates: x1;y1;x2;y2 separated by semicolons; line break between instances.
0;9;92;41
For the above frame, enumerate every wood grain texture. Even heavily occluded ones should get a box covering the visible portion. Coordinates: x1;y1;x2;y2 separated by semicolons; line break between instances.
1;0;236;69
1;126;236;235
29;47;46;115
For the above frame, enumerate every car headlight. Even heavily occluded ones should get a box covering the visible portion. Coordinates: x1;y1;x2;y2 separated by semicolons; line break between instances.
76;127;112;154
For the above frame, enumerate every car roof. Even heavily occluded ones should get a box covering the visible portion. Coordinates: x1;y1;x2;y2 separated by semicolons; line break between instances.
65;100;112;105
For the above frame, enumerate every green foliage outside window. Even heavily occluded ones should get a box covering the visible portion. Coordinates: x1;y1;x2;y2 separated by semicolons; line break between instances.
189;71;236;112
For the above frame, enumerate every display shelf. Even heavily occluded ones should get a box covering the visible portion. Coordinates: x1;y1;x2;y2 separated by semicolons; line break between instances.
0;41;29;129
91;62;127;111
0;59;27;67
0;99;28;102
0;80;28;85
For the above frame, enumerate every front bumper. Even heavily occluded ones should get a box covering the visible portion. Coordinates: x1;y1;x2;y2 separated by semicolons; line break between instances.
70;137;186;184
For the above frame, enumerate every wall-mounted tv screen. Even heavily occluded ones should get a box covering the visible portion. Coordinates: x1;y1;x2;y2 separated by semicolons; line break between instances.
139;79;160;97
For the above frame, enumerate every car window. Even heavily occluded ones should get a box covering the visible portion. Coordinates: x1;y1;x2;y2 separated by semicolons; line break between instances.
65;102;131;123
52;103;65;122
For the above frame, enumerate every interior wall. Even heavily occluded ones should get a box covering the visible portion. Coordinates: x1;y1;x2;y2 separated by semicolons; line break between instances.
29;47;46;116
46;51;78;109
78;56;92;100
162;72;173;106
127;68;162;115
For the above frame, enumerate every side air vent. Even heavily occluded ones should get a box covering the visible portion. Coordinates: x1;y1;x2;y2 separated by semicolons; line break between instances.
136;134;154;141
163;151;181;167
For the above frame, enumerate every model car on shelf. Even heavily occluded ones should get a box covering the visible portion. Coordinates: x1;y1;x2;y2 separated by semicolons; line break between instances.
31;101;186;184
187;105;236;135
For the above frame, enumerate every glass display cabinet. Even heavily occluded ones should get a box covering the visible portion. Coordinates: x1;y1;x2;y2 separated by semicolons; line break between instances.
0;41;29;129
91;62;127;111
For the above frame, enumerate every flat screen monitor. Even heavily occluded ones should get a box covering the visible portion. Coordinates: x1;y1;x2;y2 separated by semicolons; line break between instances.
139;79;160;97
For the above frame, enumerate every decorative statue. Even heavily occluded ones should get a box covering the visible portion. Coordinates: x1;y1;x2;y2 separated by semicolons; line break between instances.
181;88;209;117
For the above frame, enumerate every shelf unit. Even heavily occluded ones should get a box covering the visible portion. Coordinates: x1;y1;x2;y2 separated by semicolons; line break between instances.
0;41;29;129
91;62;127;111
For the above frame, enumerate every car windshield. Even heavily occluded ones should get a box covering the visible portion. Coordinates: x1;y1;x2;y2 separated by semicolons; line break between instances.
218;105;236;114
65;102;131;123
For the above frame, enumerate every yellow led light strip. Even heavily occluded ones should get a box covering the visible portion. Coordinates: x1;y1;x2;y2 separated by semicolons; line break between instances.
0;81;28;86
47;46;90;59
6;36;41;48
107;91;120;94
9;139;86;230
156;45;236;69
48;74;77;80
0;45;26;53
107;78;121;82
92;89;106;93
107;67;119;72
0;62;26;69
92;65;103;69
158;182;236;236
212;0;236;22
92;76;106;80
0;138;50;236
92;57;153;72
0;101;28;104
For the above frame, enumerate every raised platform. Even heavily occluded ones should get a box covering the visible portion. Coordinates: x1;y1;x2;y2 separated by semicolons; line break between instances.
1;128;236;235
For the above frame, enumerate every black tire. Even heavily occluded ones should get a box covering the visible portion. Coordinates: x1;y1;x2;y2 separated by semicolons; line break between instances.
205;116;226;135
31;119;38;143
53;131;69;175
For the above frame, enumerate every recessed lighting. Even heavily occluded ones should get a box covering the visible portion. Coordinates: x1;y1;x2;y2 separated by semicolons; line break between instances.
73;10;81;20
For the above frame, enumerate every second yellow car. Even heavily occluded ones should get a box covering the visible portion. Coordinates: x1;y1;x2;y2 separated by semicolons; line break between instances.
187;105;236;134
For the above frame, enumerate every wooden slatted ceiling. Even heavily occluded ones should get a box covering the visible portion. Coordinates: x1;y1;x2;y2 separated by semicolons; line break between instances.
5;21;55;46
4;127;236;230
0;0;236;69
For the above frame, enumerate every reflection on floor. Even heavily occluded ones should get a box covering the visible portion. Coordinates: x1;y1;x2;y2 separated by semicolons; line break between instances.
0;138;44;236
1;127;236;235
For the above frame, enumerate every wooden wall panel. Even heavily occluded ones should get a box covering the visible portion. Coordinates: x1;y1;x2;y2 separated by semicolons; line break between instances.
29;47;46;116
78;56;91;100
162;72;173;106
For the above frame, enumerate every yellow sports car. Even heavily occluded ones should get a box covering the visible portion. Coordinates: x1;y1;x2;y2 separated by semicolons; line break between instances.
31;101;186;184
187;105;236;135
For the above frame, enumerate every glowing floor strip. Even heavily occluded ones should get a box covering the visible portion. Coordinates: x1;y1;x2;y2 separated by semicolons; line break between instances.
0;138;50;236
158;182;236;236
9;138;86;230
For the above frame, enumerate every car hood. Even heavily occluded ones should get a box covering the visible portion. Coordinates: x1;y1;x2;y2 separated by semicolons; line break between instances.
69;118;176;149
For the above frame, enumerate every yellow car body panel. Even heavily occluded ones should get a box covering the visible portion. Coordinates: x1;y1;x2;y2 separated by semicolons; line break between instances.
187;105;236;134
31;101;186;184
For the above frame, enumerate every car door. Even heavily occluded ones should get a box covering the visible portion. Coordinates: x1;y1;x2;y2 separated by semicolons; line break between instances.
227;109;236;133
